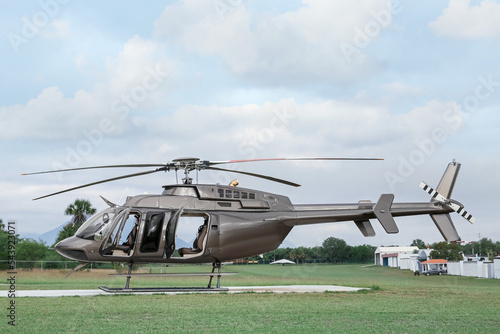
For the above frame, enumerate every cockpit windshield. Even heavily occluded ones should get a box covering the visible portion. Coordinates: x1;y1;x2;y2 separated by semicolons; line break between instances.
75;208;116;240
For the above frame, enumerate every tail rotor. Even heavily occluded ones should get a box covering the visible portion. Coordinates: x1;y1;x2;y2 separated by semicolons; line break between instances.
420;181;475;224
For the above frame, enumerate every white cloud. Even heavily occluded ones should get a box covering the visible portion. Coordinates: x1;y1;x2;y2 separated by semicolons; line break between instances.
75;54;89;72
381;82;425;95
0;35;177;140
39;19;69;39
134;97;466;162
0;86;112;140
429;0;500;39
154;0;396;85
103;35;177;99
397;99;466;142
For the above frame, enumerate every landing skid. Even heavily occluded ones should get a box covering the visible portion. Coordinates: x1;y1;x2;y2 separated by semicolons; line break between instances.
99;286;228;293
101;262;235;294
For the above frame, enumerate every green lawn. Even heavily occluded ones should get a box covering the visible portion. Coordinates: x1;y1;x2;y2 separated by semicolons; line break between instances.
2;264;500;333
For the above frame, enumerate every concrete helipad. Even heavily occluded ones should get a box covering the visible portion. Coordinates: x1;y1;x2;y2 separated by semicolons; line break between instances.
1;285;366;297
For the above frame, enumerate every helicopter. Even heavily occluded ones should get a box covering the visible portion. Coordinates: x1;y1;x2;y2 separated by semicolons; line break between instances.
24;158;475;292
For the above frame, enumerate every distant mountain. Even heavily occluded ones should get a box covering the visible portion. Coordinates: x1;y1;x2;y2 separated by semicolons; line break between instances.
176;238;192;249
19;231;42;241
38;222;69;246
34;215;93;246
19;222;66;246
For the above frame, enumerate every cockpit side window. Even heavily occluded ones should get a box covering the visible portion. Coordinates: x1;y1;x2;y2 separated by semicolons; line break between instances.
75;208;115;240
101;208;132;254
118;214;139;245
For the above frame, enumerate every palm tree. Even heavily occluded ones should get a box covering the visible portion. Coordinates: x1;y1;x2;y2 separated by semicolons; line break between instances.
54;199;96;246
65;199;96;226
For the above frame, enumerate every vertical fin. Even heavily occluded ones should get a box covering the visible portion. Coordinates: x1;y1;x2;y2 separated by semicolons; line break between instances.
435;161;460;199
430;214;460;242
429;161;461;241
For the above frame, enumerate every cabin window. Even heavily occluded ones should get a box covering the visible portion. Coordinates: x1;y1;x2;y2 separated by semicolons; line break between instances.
233;191;240;199
241;192;248;199
140;212;165;253
174;214;209;258
218;189;224;198
249;193;256;199
225;190;232;198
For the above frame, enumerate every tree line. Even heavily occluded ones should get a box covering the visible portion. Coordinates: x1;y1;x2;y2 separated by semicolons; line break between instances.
0;199;97;270
411;238;500;262
259;238;376;264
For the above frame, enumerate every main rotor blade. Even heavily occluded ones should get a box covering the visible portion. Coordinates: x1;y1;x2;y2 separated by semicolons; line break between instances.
208;157;383;166
207;166;301;187
33;168;163;200
22;164;168;176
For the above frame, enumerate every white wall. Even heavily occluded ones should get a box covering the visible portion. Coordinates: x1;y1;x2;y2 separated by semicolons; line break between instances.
482;263;495;279
462;261;478;277
494;258;500;279
447;261;461;276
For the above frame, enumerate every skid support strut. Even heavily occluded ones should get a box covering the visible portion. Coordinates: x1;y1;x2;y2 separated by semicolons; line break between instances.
124;263;133;289
207;262;222;288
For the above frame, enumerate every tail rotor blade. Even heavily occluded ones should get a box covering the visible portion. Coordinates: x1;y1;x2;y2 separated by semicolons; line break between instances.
420;181;475;224
447;202;476;224
419;182;447;203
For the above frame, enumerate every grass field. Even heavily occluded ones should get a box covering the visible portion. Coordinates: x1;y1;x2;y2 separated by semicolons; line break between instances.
2;264;499;333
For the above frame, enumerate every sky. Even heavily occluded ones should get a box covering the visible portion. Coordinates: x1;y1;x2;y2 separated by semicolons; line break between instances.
1;0;499;248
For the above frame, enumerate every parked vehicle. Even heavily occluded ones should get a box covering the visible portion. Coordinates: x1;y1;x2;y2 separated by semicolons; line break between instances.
422;268;445;276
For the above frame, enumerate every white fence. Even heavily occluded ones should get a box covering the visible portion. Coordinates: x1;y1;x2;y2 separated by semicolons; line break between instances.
447;260;497;279
0;260;98;271
384;257;500;279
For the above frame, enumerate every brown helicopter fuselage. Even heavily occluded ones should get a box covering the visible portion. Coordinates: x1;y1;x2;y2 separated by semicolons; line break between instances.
54;183;453;265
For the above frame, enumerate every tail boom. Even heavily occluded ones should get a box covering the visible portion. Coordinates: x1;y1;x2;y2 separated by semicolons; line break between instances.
284;161;472;242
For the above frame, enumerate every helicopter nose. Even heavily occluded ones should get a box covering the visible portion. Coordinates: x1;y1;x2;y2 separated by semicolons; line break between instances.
54;236;90;262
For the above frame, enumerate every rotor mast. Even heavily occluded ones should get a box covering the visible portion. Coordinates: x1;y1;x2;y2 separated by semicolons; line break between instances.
171;157;203;184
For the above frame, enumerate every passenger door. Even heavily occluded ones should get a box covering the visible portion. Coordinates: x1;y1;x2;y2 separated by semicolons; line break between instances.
163;207;183;259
